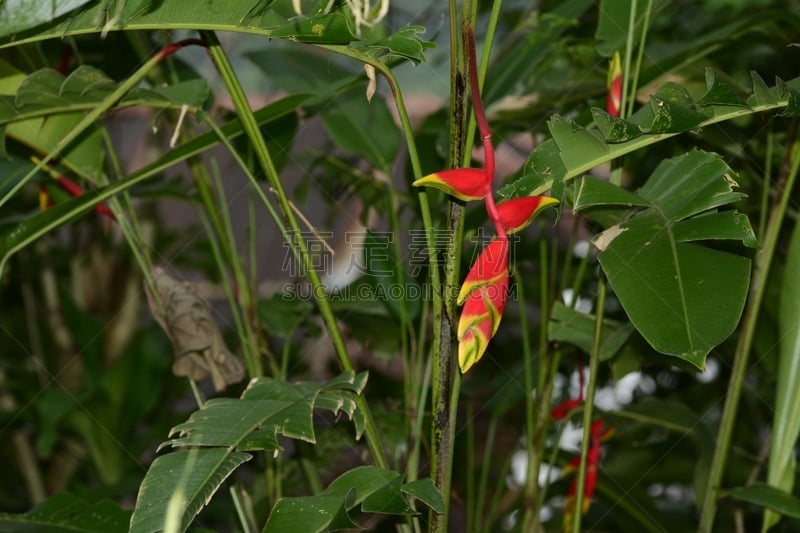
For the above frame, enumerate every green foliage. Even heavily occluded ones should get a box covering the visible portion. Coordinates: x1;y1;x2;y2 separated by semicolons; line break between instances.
1;0;799;532
264;467;443;532
130;372;371;531
0;493;130;533
575;150;756;366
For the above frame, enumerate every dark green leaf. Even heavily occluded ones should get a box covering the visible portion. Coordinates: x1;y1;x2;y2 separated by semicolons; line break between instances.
577;151;753;367
351;25;434;64
0;492;130;533
264;467;441;532
595;0;649;56
402;479;445;514
698;69;748;107
548;301;634;361
723;484;800;519
320;87;400;172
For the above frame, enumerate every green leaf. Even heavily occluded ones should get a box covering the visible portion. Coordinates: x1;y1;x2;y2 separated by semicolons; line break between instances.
320;86;400;172
264;466;442;532
130;372;367;533
576;150;754;367
547;301;635;361
697;68;748;107
0;492;131;533
0;0;93;37
764;217;800;528
723;484;800;519
129;449;251;533
595;0;650;56
351;25;434;64
402;479;445;514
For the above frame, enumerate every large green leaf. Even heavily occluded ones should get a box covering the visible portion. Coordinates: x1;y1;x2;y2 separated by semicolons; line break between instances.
320;86;400;172
263;466;444;532
130;372;368;533
763;218;800;530
497;73;800;200
574;150;756;367
0;492;131;533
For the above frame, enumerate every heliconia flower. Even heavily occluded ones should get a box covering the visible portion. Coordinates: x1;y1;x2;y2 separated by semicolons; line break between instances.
496;195;559;234
457;237;510;373
457;272;508;373
457;238;509;304
412;168;491;202
606;51;623;117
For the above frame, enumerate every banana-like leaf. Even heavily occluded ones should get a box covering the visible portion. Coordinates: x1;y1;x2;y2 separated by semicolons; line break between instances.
574;150;757;367
498;72;800;200
0;492;131;533
763;218;800;530
263;466;444;533
129;371;368;533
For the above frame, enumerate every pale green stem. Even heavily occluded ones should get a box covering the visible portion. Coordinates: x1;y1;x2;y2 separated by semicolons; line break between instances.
626;0;654;119
202;30;388;469
698;137;800;532
573;277;607;533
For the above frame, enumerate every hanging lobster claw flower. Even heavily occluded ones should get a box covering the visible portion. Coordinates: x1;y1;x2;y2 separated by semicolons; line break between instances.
412;168;491;201
496;196;559;234
606;51;623;117
457;238;509;373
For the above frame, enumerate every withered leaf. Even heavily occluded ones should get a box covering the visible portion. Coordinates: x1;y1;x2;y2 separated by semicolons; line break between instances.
145;267;245;392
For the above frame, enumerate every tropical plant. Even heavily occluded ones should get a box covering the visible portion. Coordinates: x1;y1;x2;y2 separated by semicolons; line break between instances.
1;0;800;532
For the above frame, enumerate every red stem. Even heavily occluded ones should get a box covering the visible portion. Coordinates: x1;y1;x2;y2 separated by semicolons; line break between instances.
160;38;207;59
463;26;505;240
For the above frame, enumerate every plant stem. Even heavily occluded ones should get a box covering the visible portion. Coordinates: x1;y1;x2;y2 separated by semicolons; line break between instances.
573;277;607;533
202;30;388;469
